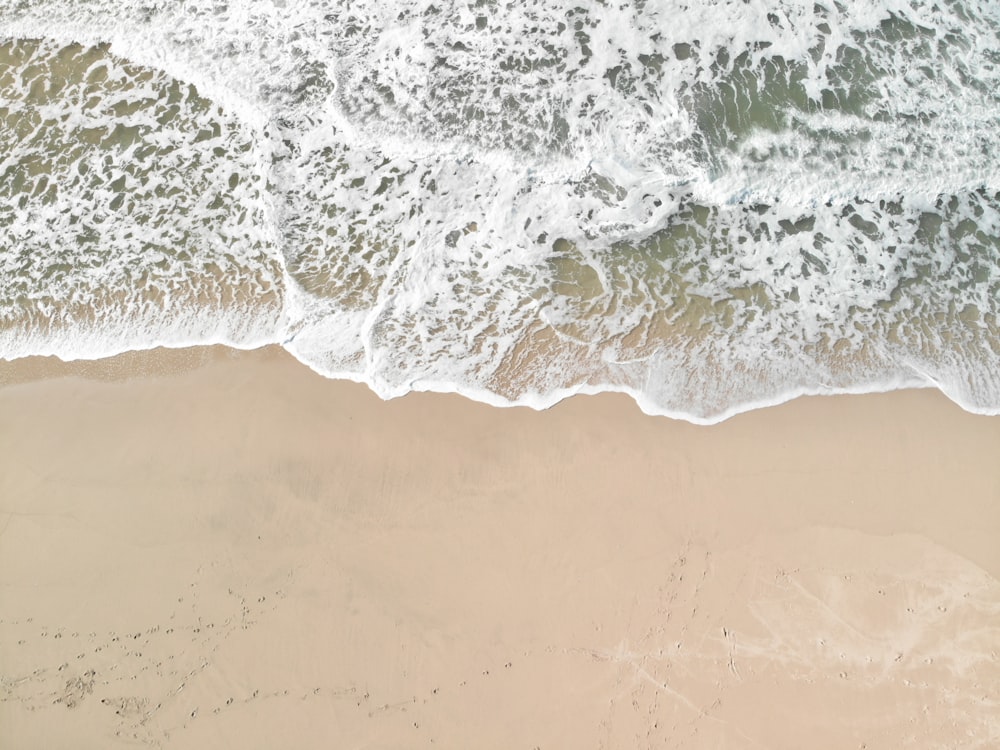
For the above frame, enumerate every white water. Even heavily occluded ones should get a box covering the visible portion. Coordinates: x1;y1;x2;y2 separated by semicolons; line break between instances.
1;0;998;422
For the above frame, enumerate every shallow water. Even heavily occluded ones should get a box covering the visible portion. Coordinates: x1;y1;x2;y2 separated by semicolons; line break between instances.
1;0;998;421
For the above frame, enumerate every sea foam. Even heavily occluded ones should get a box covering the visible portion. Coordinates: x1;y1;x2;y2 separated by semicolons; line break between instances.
1;0;998;422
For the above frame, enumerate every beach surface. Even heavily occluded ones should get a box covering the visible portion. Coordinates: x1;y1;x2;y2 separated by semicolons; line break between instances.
1;345;998;749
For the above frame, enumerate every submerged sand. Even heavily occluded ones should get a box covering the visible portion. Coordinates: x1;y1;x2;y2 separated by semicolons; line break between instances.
1;346;998;749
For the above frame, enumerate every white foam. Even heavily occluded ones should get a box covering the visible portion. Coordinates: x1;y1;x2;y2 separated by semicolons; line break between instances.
1;0;998;421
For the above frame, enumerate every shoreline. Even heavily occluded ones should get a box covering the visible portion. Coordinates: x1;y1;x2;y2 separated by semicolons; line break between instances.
2;344;999;748
0;340;985;427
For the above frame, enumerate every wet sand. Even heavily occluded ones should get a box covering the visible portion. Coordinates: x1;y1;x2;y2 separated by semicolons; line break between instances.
1;345;998;749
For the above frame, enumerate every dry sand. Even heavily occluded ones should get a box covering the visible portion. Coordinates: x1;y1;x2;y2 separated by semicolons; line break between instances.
1;345;998;749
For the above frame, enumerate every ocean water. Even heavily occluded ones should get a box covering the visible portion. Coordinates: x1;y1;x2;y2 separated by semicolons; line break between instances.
1;0;998;422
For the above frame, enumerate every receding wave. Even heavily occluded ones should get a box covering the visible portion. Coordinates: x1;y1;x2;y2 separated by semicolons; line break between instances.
1;0;998;422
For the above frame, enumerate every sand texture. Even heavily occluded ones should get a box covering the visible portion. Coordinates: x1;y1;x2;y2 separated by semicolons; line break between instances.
1;346;999;749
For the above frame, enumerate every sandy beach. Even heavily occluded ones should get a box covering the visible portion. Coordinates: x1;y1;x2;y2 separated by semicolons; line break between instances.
1;345;998;749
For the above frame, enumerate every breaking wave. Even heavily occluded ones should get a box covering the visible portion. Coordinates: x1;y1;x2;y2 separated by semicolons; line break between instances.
1;0;999;422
